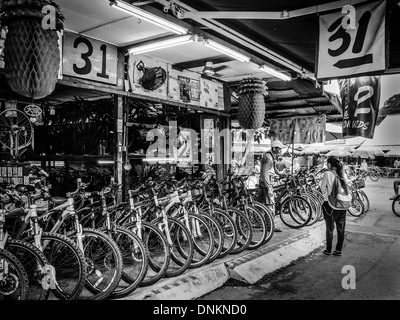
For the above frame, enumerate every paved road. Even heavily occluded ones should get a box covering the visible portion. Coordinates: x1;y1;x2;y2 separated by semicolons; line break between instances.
199;177;400;300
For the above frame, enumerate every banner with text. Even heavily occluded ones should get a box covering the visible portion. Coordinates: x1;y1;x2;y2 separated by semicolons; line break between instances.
317;0;386;80
341;76;381;139
269;115;326;145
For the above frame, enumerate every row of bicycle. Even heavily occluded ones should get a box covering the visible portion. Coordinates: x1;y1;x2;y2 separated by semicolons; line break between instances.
0;164;368;300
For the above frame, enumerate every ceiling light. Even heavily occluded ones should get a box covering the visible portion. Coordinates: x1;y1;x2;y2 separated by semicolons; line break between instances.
259;65;291;81
204;39;250;63
98;160;115;165
128;35;193;54
110;0;187;35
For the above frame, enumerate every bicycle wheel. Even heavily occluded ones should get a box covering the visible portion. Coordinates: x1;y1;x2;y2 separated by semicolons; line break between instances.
369;172;379;182
348;198;364;217
209;208;238;258
301;192;321;226
392;195;400;217
252;201;275;245
152;216;194;278
175;212;214;269
227;207;253;254
35;232;87;300
123;221;170;287
279;196;312;229
72;228;122;300
108;226;148;299
245;205;267;250
0;248;29;300
201;213;223;263
358;190;370;213
6;239;50;300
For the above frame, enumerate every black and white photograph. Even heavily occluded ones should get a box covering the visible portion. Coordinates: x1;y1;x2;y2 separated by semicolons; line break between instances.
1;0;400;314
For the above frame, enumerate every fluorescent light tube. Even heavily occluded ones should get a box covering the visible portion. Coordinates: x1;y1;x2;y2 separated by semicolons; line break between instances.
259;65;291;81
98;160;115;165
204;39;250;62
110;0;188;35
128;35;193;54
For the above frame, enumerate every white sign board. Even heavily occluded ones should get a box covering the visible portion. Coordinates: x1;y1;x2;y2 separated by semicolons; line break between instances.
317;0;386;80
63;32;118;85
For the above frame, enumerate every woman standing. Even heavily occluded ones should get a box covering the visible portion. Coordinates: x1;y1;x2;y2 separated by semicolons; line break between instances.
320;156;350;256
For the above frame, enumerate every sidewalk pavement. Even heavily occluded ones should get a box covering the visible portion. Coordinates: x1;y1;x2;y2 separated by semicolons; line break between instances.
117;221;327;300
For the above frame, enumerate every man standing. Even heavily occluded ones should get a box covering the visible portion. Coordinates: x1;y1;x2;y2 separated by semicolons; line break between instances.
257;139;285;232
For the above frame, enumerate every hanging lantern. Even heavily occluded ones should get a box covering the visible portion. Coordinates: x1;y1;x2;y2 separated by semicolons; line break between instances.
237;77;268;129
0;0;64;100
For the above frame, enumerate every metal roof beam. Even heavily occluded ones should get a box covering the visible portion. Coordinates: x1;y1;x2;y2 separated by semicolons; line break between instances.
179;0;368;20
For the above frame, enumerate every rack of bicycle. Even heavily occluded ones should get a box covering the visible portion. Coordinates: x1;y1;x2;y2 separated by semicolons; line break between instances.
0;164;370;300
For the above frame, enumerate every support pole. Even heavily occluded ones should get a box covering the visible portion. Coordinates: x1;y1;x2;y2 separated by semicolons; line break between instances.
114;94;124;203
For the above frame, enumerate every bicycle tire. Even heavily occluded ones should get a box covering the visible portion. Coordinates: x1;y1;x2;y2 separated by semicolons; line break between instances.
198;213;223;264
301;192;321;226
359;190;370;213
251;201;275;245
32;232;87;300
244;205;267;250
348;198;364;217
392;195;400;217
279;195;312;229
0;248;29;300
123;220;170;287
369;172;379;182
151;216;194;278
174;212;214;269
108;226;148;299
208;208;238;258
72;228;122;300
226;207;253;254
5;239;50;300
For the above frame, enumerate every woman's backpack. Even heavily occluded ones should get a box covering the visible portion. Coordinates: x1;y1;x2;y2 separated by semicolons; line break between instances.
328;176;352;210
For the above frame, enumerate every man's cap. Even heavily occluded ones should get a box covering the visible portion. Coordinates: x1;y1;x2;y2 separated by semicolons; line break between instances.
271;140;285;149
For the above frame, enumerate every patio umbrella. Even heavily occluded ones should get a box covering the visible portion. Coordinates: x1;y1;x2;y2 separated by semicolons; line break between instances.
325;149;351;157
351;149;375;159
384;149;400;157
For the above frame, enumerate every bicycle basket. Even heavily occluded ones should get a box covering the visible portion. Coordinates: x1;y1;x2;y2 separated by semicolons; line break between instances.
141;66;167;91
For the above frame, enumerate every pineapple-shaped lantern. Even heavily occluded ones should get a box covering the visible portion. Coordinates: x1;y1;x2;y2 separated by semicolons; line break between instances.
0;0;64;100
237;77;268;129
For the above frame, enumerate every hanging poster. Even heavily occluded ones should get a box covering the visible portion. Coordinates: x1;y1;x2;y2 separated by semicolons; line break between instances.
341;76;381;139
167;69;200;106
178;76;191;103
269;115;326;145
203;118;215;165
200;78;219;110
128;54;168;99
189;79;200;102
316;0;386;80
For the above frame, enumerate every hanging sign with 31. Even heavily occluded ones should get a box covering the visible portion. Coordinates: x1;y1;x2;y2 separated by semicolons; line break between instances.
62;32;118;85
316;0;387;81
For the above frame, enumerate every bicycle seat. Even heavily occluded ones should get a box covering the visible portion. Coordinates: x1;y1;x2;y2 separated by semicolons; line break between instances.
15;184;36;194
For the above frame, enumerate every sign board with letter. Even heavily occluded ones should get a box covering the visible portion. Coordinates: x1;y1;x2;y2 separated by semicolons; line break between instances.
317;0;386;80
63;32;118;85
341;76;381;139
269;115;326;145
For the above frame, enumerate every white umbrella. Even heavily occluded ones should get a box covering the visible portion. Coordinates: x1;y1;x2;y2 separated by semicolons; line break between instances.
326;149;351;157
385;149;400;157
351;149;375;159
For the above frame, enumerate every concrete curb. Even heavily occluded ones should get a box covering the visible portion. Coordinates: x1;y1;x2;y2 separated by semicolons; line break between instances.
227;223;325;284
117;223;326;300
